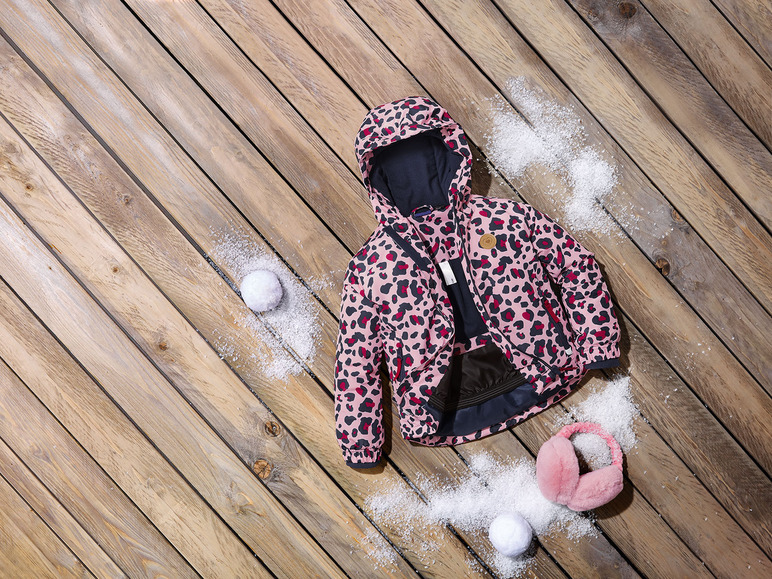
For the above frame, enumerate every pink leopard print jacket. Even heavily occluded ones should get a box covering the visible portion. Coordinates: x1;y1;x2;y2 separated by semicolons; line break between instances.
335;97;620;468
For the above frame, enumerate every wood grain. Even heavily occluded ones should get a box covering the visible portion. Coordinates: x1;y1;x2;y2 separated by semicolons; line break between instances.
690;0;772;88
0;359;198;578
0;436;125;578
0;460;91;579
569;0;772;229
644;0;772;139
0;283;270;577
3;0;350;310
0;186;342;576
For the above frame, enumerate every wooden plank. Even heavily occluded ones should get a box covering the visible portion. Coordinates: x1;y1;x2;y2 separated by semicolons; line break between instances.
0;437;126;578
0;285;273;578
621;0;772;152
487;0;772;311
568;0;772;229
0;461;91;579
198;0;370;170
0;360;197;578
113;0;376;255
0;27;471;579
0;184;341;577
709;0;772;72
2;0;348;313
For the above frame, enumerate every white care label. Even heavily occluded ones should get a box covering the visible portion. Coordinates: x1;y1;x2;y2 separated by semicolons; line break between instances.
438;260;458;285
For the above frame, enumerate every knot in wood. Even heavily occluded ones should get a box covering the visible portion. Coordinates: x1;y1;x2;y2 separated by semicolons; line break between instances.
158;341;168;351
264;421;281;437
111;265;120;273
619;2;637;18
25;183;34;191
655;258;670;276
253;459;272;480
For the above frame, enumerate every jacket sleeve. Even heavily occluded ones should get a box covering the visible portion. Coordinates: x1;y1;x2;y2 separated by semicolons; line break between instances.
334;272;385;468
524;204;621;369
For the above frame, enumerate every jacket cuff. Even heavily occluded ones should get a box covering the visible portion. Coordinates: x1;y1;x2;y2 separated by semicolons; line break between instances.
584;357;620;370
346;458;382;469
342;448;382;469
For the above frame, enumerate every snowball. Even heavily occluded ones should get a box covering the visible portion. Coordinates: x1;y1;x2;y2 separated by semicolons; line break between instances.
240;269;283;312
489;513;532;558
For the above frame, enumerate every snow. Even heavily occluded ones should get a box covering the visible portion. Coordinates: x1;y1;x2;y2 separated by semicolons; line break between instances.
571;432;613;471
363;375;639;576
209;228;320;380
558;375;640;453
489;513;532;557
365;454;596;577
485;77;621;235
240;270;283;312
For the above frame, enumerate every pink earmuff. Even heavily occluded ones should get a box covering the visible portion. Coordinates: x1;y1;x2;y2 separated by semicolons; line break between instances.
536;422;624;511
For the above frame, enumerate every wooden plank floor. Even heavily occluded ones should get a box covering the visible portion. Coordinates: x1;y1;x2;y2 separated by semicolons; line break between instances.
0;0;769;577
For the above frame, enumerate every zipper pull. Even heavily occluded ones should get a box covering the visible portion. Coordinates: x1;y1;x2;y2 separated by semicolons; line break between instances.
438;261;457;285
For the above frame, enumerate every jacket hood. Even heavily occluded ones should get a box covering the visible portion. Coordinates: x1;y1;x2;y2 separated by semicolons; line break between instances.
354;97;472;226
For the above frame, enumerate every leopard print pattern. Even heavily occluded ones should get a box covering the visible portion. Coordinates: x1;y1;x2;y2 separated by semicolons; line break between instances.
335;97;620;465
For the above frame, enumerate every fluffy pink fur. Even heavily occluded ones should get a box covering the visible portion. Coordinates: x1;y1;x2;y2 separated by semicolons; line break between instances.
536;422;624;511
536;437;579;504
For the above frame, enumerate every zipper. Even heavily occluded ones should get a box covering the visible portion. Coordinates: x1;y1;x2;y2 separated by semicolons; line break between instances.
463;250;559;373
428;371;528;412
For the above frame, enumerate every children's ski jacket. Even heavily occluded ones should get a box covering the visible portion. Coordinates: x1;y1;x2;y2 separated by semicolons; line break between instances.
335;97;620;468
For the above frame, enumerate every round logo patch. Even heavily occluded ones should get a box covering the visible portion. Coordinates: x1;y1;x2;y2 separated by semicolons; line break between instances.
479;234;497;249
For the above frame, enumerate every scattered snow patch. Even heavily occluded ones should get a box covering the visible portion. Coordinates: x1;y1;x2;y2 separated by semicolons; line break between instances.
485;77;622;235
365;454;596;577
210;228;320;380
558;375;640;452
